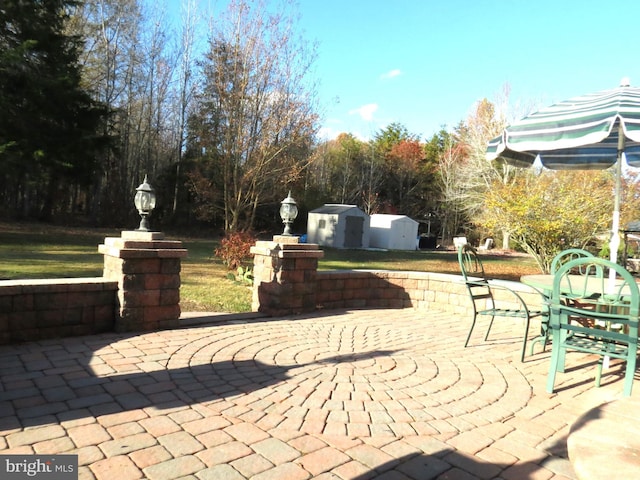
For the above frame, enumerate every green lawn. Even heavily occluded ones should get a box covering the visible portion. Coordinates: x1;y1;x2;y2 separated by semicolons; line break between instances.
0;222;541;313
319;247;540;281
0;223;107;279
0;222;252;313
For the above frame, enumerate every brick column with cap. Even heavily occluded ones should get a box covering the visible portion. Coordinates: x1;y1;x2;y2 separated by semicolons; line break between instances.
250;235;324;316
99;231;188;332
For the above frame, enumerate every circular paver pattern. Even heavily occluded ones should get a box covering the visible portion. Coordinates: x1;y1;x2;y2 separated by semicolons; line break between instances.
167;310;533;437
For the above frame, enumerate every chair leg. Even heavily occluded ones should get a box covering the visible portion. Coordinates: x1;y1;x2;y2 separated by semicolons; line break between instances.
595;343;615;388
520;315;531;362
623;355;636;397
541;315;550;352
546;330;562;394
484;315;496;341
529;315;551;356
595;357;604;388
464;314;478;348
557;329;568;372
529;335;545;355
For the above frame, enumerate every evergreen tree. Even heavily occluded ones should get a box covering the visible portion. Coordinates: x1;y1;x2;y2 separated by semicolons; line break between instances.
0;0;106;219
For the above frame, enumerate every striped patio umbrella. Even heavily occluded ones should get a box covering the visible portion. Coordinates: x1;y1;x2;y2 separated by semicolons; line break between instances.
486;79;640;270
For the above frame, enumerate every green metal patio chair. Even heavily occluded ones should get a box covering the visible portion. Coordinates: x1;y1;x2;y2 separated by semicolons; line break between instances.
529;248;596;355
457;244;547;362
546;257;639;397
550;248;595;274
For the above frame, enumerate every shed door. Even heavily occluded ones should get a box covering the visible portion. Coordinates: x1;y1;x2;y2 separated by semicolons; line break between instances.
344;216;364;248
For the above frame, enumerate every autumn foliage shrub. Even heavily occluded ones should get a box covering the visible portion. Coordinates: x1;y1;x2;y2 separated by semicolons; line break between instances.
214;231;256;270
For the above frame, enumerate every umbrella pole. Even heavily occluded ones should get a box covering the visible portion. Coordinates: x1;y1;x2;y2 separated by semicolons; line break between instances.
609;125;625;285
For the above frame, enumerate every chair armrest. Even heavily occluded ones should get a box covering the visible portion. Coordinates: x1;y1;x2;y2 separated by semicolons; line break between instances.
490;280;549;304
469;279;546;313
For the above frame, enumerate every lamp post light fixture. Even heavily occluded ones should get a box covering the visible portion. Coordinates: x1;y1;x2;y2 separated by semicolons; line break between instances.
279;191;298;236
134;174;157;231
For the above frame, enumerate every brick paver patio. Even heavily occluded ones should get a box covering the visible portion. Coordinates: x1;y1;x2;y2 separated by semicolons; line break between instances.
0;308;635;479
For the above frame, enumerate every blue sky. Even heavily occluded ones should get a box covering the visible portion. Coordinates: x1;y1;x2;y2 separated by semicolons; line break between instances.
166;0;640;141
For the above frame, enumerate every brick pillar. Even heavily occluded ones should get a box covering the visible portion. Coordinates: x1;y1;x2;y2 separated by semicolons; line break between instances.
250;235;324;316
99;231;188;332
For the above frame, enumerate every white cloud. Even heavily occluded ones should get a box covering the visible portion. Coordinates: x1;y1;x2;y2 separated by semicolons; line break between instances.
380;69;402;79
349;103;378;121
317;126;340;140
318;123;376;142
350;130;371;142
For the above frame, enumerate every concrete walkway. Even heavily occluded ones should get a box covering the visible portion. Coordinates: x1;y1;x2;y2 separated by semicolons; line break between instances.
0;308;635;479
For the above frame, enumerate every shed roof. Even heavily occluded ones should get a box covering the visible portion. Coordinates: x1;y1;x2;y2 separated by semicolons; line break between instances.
310;204;363;215
625;220;640;232
370;214;418;224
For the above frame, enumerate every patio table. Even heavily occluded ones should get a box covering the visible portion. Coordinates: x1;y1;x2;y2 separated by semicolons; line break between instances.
520;274;629;296
521;273;637;364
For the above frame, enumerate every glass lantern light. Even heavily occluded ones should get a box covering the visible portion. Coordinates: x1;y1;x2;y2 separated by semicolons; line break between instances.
134;174;157;231
279;191;298;236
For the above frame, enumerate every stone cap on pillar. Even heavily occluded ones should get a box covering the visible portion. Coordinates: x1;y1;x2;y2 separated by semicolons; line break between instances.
272;235;300;244
121;230;166;241
250;240;324;259
99;231;188;259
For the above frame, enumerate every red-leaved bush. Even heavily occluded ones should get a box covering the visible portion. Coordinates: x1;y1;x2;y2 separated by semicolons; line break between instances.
214;231;256;270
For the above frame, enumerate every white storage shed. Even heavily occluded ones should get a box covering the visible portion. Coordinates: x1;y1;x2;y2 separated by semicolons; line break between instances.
306;204;370;248
369;214;419;250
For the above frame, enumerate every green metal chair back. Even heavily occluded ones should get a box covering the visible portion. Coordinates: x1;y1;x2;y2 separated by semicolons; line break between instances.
547;257;640;396
458;244;486;282
550;248;595;274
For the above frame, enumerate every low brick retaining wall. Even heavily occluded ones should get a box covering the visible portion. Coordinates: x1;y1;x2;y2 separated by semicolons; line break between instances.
0;231;186;344
0;232;543;345
250;237;545;318
0;277;118;344
315;270;545;316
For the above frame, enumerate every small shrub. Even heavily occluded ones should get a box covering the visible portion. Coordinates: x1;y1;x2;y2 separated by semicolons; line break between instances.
224;266;254;285
215;231;256;270
236;266;254;285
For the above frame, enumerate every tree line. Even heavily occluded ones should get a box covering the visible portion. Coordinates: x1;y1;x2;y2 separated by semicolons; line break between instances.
2;0;639;271
1;0;322;230
0;0;484;234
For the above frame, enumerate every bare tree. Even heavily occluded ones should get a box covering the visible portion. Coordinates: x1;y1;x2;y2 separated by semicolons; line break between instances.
436;132;468;244
360;143;385;215
171;0;200;216
70;0;142;221
189;0;319;231
70;0;182;224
